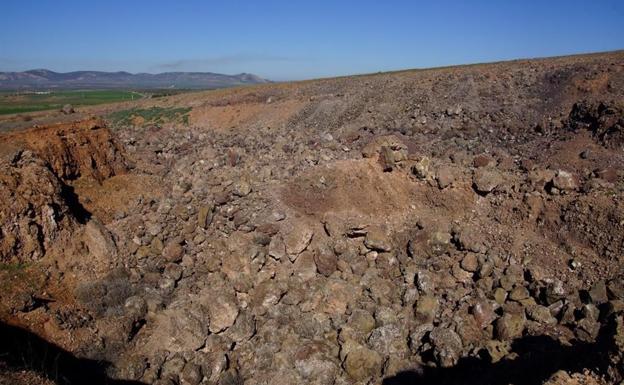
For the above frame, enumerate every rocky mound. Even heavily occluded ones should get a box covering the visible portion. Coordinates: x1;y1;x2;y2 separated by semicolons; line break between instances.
0;52;623;385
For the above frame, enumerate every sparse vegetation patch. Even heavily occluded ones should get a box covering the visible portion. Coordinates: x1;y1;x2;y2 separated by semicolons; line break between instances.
107;106;191;127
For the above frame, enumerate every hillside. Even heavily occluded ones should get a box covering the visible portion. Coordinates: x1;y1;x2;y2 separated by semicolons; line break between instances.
0;51;624;385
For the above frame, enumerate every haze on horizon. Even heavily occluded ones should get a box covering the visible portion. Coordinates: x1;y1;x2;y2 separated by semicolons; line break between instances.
1;0;623;81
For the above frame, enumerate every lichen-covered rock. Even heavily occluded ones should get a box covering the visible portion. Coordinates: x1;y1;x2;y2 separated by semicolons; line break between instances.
473;169;503;194
415;295;438;323
526;305;557;324
430;327;463;368
552;170;578;191
200;286;239;333
283;222;314;259
146;300;208;352
343;345;383;381
364;226;392;252
496;313;526;340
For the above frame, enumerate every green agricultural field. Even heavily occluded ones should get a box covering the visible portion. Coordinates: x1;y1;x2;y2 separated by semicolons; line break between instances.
107;106;192;127
0;90;143;115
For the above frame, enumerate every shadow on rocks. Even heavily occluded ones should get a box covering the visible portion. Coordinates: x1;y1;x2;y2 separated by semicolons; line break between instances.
0;321;144;385
383;321;621;385
60;183;92;224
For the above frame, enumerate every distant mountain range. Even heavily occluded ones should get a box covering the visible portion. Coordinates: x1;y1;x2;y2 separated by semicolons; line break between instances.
0;69;271;90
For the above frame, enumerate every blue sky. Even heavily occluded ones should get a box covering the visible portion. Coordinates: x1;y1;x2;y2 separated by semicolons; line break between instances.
1;1;622;80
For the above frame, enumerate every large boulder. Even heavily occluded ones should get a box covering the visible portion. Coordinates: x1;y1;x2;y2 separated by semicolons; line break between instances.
83;219;118;274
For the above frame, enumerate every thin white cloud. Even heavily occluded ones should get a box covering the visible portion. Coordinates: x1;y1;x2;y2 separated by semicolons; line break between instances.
155;54;299;71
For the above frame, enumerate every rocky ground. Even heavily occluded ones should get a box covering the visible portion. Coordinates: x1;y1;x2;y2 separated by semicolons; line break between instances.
1;51;624;385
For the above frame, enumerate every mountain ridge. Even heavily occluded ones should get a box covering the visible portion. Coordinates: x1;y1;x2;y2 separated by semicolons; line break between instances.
0;69;270;90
